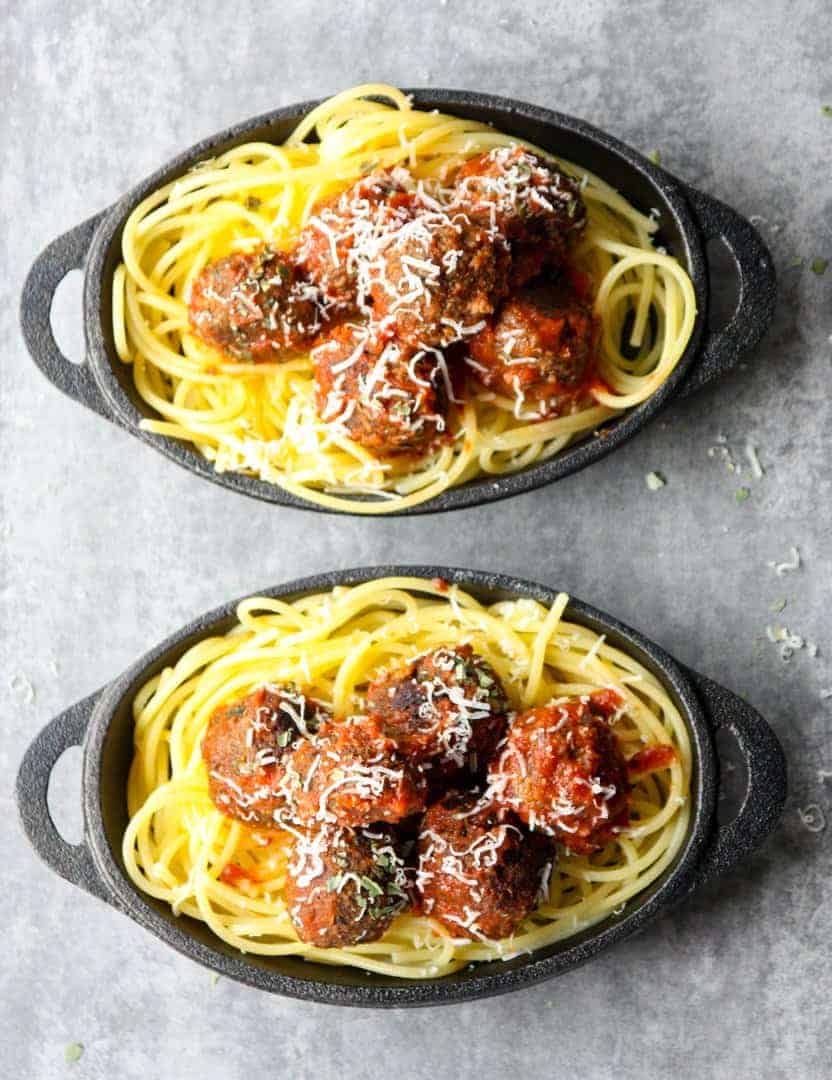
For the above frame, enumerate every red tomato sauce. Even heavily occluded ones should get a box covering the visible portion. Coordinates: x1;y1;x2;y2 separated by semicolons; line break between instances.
628;745;676;777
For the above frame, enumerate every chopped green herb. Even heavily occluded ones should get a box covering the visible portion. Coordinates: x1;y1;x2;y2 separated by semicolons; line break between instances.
360;875;384;897
277;728;292;748
769;598;787;614
786;254;804;269
210;972;220;988
326;874;343;893
645;471;666;491
64;1043;84;1065
647;148;661;165
373;901;404;918
811;257;828;275
822;105;832;117
735;486;751;503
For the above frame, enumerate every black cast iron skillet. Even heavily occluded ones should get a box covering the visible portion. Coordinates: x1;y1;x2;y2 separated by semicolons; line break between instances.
20;90;776;516
17;567;786;1007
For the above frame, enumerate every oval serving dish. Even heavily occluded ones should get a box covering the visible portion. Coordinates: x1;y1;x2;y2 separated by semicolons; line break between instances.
17;567;786;1007
20;90;776;516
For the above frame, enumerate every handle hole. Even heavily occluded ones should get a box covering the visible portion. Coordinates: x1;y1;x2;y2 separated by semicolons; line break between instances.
715;725;749;826
706;237;741;337
47;745;84;845
50;268;85;366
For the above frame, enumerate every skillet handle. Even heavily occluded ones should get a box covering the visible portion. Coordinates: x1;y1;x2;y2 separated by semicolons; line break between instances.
676;187;777;398
20;212;114;421
688;671;787;884
15;691;114;905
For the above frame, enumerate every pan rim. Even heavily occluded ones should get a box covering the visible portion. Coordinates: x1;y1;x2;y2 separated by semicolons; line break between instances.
80;565;715;1007
82;87;708;515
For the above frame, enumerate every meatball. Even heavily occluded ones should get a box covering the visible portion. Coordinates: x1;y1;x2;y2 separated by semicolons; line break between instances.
202;685;331;826
467;281;597;419
509;243;549;289
416;791;554;940
454;146;586;259
188;246;329;362
487;690;630;853
282;714;427;829
366;645;508;783
312;323;448;455
285;824;409;947
370;214;511;348
296;169;418;308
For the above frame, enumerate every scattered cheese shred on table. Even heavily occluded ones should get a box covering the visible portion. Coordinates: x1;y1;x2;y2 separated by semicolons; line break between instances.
645;471;665;491
745;441;764;478
768;546;800;575
798;805;827;833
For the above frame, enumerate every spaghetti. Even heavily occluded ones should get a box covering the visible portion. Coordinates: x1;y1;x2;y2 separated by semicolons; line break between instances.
123;576;692;979
113;84;696;513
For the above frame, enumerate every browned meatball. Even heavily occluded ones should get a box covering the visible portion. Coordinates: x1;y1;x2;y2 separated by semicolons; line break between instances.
509;243;549;289
188;247;330;362
487;690;630;854
296;170;418;308
201;685;331;826
467;280;597;419
454;146;586;259
366;645;508;785
416;791;554;940
312;323;448;455
282;714;428;829
285;824;409;947
370;215;511;348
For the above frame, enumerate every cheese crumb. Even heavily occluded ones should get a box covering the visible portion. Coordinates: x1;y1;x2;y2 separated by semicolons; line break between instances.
645;471;666;491
745;441;764;479
9;672;35;705
768;546;800;575
798;804;826;833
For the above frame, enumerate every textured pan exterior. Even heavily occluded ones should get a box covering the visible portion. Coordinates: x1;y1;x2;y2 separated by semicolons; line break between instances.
13;566;787;1006
18;89;774;514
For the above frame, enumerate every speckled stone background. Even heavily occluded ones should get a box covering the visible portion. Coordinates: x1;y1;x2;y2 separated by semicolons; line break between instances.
2;1;830;1076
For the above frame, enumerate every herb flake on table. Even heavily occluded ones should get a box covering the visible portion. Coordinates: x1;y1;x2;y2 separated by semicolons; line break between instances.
64;1043;84;1064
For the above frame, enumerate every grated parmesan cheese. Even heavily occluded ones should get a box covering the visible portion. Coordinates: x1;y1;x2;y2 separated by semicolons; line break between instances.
798;804;826;833
645;471;666;491
768;546;801;575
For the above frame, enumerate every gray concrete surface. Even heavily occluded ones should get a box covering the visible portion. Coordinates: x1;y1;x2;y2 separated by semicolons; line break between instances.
2;1;830;1077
